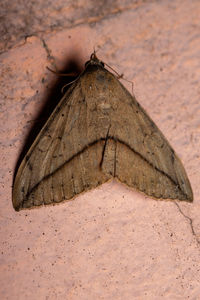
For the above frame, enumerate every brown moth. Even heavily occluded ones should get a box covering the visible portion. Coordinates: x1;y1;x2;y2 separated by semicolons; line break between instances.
13;53;193;210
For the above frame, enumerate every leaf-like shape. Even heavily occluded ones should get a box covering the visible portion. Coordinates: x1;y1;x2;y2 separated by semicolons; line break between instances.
13;54;193;210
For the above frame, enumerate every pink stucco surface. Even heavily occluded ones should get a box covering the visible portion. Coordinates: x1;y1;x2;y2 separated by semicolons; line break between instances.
1;1;200;299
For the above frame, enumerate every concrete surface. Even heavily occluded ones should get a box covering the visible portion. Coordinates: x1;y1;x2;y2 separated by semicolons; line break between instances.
1;0;200;299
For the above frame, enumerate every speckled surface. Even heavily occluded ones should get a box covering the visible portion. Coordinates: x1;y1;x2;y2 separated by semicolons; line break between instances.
1;0;200;299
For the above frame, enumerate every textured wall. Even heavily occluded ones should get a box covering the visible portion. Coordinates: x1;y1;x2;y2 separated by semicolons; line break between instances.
1;0;200;299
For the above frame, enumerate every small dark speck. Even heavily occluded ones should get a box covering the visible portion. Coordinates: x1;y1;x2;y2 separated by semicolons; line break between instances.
62;114;64;117
96;74;105;82
27;248;30;250
68;35;71;39
28;163;33;171
25;155;30;162
56;106;61;113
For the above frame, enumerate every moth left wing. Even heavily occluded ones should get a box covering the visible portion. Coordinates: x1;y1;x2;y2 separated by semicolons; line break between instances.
13;75;112;210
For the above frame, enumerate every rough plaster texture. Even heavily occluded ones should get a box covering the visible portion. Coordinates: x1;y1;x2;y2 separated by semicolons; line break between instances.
1;0;200;299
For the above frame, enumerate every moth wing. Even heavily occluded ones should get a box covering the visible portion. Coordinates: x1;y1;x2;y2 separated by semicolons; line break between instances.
13;77;112;210
89;67;193;201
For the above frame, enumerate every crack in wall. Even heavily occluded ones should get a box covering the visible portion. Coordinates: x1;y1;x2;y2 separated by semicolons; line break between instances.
174;201;200;246
40;38;57;70
0;0;155;55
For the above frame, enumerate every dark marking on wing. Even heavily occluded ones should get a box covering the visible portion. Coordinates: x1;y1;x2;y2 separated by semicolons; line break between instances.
20;136;188;208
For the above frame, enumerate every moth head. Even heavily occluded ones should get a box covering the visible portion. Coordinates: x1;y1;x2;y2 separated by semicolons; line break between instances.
85;52;105;68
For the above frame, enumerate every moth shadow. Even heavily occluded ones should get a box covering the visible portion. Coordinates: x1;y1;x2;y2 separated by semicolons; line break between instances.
13;55;83;181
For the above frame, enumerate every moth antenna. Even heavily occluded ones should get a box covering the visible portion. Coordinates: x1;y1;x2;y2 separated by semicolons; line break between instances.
104;62;134;95
47;66;83;94
93;46;100;56
104;62;122;78
46;66;78;77
61;69;85;93
61;78;78;93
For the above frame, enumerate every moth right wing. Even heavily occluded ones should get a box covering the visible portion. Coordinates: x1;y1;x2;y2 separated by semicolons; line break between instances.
94;69;193;202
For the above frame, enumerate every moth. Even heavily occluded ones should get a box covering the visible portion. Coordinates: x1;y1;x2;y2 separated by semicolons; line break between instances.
13;53;193;210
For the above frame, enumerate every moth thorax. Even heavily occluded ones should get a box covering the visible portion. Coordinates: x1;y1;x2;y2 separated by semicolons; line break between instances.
85;53;105;68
